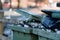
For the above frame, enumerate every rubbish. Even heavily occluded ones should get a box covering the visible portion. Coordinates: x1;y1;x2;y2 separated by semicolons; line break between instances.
46;29;51;32
56;31;60;34
24;24;29;28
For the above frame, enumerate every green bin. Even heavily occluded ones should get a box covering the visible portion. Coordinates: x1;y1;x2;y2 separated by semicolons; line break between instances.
52;13;60;18
8;25;38;40
33;28;60;40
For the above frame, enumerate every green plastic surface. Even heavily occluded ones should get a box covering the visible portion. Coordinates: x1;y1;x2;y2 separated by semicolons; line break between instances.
33;28;60;40
8;25;32;33
13;31;38;40
8;25;38;40
52;13;60;18
15;9;46;21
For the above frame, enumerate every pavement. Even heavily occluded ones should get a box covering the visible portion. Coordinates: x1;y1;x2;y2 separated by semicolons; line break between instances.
0;35;11;40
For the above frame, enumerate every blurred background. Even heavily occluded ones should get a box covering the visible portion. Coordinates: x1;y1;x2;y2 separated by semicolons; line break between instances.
1;0;60;16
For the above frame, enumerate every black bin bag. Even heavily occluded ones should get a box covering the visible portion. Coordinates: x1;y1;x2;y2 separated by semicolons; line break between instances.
41;16;60;30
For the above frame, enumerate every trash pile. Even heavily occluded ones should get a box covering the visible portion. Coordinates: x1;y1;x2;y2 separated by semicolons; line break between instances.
3;9;60;38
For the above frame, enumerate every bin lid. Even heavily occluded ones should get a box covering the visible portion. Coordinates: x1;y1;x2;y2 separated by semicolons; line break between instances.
14;8;46;19
41;10;60;15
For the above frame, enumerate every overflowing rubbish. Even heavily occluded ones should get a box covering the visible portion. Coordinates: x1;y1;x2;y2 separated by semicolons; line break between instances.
3;8;60;40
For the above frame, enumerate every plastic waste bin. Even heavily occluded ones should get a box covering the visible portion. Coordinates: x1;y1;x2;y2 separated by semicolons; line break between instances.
8;25;38;40
33;28;60;40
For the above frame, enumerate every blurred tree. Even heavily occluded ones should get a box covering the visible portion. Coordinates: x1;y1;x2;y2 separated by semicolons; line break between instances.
0;0;3;10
